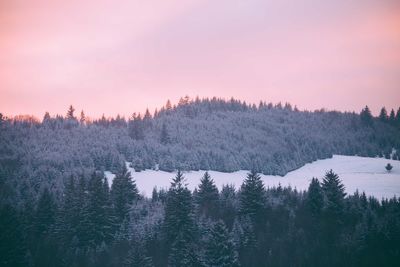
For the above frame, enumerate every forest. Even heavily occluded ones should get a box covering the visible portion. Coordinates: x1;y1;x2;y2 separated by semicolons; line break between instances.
1;168;399;267
1;97;400;266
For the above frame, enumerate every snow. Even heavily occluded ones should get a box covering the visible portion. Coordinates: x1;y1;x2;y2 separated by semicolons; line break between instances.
105;155;400;199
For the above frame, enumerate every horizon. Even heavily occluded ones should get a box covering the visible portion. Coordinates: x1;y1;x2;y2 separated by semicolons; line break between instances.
2;95;398;120
1;0;400;118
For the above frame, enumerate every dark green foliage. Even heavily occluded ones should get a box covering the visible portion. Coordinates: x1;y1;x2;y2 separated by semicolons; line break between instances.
0;205;27;267
195;172;219;219
386;163;393;172
111;164;139;222
360;105;373;126
34;187;57;237
322;170;346;220
205;220;239;267
379;107;388;122
239;170;265;221
306;178;324;217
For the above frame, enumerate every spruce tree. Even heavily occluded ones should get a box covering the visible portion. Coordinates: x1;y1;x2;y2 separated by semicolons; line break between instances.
321;170;346;219
66;105;76;120
111;164;139;223
34;187;57;238
205;220;239;267
306;178;324;218
164;170;198;265
239;170;265;222
196;171;219;218
160;122;170;145
379;107;388;122
360;106;373;126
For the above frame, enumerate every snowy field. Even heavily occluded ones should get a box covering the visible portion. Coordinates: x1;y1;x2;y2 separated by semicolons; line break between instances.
105;155;400;199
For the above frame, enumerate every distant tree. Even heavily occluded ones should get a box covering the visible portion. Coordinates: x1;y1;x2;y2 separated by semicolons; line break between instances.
379;107;388;122
160;123;170;145
110;165;139;222
239;171;265;222
128;113;145;140
124;243;154;267
66;105;76;120
195;171;219;218
165;100;172;111
396;107;400;126
360;106;373;126
385;163;393;172
43;112;51;123
80;110;86;125
205;220;239;267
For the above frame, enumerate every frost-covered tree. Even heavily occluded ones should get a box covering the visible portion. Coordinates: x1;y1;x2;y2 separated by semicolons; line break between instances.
205;220;239;267
196;172;219;219
111;165;139;222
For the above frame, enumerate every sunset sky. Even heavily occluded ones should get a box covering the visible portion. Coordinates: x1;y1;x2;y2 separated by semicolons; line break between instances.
1;0;399;118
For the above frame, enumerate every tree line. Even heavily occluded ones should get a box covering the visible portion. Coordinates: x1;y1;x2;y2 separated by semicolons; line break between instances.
1;168;399;267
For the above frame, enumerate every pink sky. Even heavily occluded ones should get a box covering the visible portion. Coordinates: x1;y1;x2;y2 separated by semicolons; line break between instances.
1;0;399;118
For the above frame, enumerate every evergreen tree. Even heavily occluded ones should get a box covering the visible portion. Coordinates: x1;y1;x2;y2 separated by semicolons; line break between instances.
34;187;57;238
306;178;324;217
360;106;373;126
81;172;114;248
80;110;86;125
239;171;265;222
396;107;400;127
321;170;346;219
196;172;219;218
379;107;388;122
111;164;139;223
385;163;393;172
0;205;27;267
66;105;76;120
124;243;154;267
205;220;239;267
160;122;170;145
164;170;198;265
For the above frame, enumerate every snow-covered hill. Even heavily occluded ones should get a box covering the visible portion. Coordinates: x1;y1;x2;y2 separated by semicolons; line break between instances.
105;155;400;199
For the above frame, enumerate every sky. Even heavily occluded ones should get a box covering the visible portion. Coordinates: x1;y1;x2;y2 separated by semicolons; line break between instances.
1;0;399;118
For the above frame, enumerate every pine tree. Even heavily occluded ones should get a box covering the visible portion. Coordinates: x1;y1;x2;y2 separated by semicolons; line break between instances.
66;105;76;120
82;172;115;247
160;122;170;145
34;187;57;238
111;164;139;223
239;170;265;222
396;107;400;127
321;170;346;219
196;172;219;218
124;243;154;267
306;178;324;217
80;110;86;125
385;163;393;172
205;220;239;267
379;107;388;122
360;106;373;126
164;171;198;265
0;205;27;267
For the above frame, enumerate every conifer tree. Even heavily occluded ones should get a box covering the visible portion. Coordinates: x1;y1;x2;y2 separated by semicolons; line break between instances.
160;122;170;145
66;105;76;120
164;170;198;265
196;172;219;218
379;107;388;122
321;170;346;219
80;110;86;125
205;220;239;267
360;106;373;126
306;178;324;217
239;170;265;222
34;187;57;237
111;165;139;223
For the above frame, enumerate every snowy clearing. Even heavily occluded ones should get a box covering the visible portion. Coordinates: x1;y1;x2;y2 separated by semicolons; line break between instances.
105;155;400;199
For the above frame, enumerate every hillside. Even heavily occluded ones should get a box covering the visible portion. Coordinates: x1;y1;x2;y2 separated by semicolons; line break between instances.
1;97;400;202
